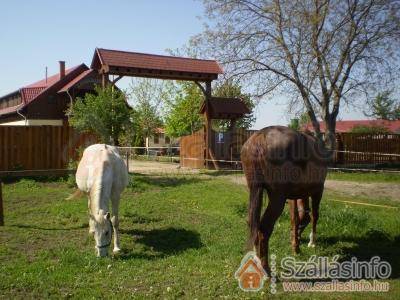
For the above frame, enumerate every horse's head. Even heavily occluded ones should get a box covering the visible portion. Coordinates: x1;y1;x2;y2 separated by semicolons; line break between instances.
89;209;113;257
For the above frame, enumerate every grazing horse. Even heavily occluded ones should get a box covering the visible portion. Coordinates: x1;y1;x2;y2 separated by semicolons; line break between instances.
241;126;328;273
74;144;129;257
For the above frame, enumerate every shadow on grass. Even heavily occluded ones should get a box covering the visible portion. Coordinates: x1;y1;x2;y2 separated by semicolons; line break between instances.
200;170;243;177
119;227;203;260
318;229;400;278
12;223;87;231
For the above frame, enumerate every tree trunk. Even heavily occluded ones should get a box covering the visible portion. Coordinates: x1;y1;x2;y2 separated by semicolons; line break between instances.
324;119;336;151
114;138;120;147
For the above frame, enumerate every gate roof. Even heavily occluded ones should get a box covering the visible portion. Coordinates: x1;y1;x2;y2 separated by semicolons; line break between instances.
200;97;250;119
91;48;223;82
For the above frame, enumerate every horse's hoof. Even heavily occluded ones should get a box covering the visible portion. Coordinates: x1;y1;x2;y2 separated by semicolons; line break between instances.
113;248;121;255
308;242;315;248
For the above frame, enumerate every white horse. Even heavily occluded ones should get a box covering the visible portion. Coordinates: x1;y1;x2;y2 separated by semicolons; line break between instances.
73;144;128;257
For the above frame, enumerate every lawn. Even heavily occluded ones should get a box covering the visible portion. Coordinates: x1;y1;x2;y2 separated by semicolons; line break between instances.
0;172;399;299
326;170;400;183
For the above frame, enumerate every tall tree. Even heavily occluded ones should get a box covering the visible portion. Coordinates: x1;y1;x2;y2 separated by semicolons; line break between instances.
364;90;400;120
129;78;165;141
195;0;400;149
67;86;132;145
288;112;312;131
164;82;204;137
288;118;300;130
213;80;256;129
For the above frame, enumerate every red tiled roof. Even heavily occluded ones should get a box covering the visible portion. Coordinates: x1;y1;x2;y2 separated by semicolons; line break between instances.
25;65;80;89
154;128;165;134
58;69;96;92
303;120;400;133
92;48;223;75
200;97;250;117
20;87;46;102
0;64;87;116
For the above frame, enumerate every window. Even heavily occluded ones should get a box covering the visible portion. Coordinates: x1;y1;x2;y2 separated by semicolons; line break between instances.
153;134;159;144
165;136;170;144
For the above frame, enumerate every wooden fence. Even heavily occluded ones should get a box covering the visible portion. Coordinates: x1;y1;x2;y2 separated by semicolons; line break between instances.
0;126;97;172
335;133;400;165
180;128;400;168
180;129;205;168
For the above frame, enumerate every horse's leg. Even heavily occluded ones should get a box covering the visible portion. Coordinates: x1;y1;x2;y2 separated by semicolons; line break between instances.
258;193;286;274
289;200;300;254
308;189;323;248
297;198;311;238
111;193;121;254
247;185;263;254
87;195;95;234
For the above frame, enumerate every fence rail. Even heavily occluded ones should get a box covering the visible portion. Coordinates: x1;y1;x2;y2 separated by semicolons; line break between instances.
335;133;400;165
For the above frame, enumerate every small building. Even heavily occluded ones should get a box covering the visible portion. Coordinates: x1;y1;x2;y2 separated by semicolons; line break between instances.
0;61;102;126
146;128;179;155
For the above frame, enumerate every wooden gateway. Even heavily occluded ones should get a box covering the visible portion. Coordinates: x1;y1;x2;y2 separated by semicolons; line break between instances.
181;97;253;170
89;48;253;169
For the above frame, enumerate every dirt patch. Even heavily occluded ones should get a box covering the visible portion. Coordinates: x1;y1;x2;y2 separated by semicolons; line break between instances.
227;175;400;202
128;160;198;174
324;180;400;201
127;160;400;202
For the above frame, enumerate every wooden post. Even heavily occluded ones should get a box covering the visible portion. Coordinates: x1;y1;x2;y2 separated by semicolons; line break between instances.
126;151;130;173
101;73;109;88
205;81;212;169
0;179;4;226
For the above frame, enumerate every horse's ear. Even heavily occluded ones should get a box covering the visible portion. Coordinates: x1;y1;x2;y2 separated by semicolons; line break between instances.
104;212;111;220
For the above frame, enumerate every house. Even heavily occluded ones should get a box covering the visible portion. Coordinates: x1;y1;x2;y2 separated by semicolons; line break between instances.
0;61;102;126
146;128;179;155
234;251;268;291
303;120;400;134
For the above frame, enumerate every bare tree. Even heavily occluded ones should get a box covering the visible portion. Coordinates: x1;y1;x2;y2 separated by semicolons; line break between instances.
194;0;400;149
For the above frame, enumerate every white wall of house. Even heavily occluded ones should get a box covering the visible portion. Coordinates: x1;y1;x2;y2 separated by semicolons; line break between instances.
0;119;63;126
146;133;178;148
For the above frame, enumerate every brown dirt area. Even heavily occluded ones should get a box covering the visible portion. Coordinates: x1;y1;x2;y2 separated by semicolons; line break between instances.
228;175;400;202
127;160;400;202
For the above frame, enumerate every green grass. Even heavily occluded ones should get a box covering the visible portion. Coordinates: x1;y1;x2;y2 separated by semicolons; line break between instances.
0;175;399;299
327;171;400;183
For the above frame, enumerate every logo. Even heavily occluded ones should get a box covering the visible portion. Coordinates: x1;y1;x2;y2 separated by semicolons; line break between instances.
235;251;268;292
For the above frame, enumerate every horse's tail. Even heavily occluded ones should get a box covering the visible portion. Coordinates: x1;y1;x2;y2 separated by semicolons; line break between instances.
247;184;263;250
66;189;84;200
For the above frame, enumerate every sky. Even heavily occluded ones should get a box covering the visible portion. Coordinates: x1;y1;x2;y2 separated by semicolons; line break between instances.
0;0;367;129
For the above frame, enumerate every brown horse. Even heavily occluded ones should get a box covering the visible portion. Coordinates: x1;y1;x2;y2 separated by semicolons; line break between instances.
241;126;328;273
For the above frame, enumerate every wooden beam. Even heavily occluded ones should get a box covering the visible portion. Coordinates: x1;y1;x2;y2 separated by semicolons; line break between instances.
107;67;218;82
112;75;123;85
194;81;207;96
